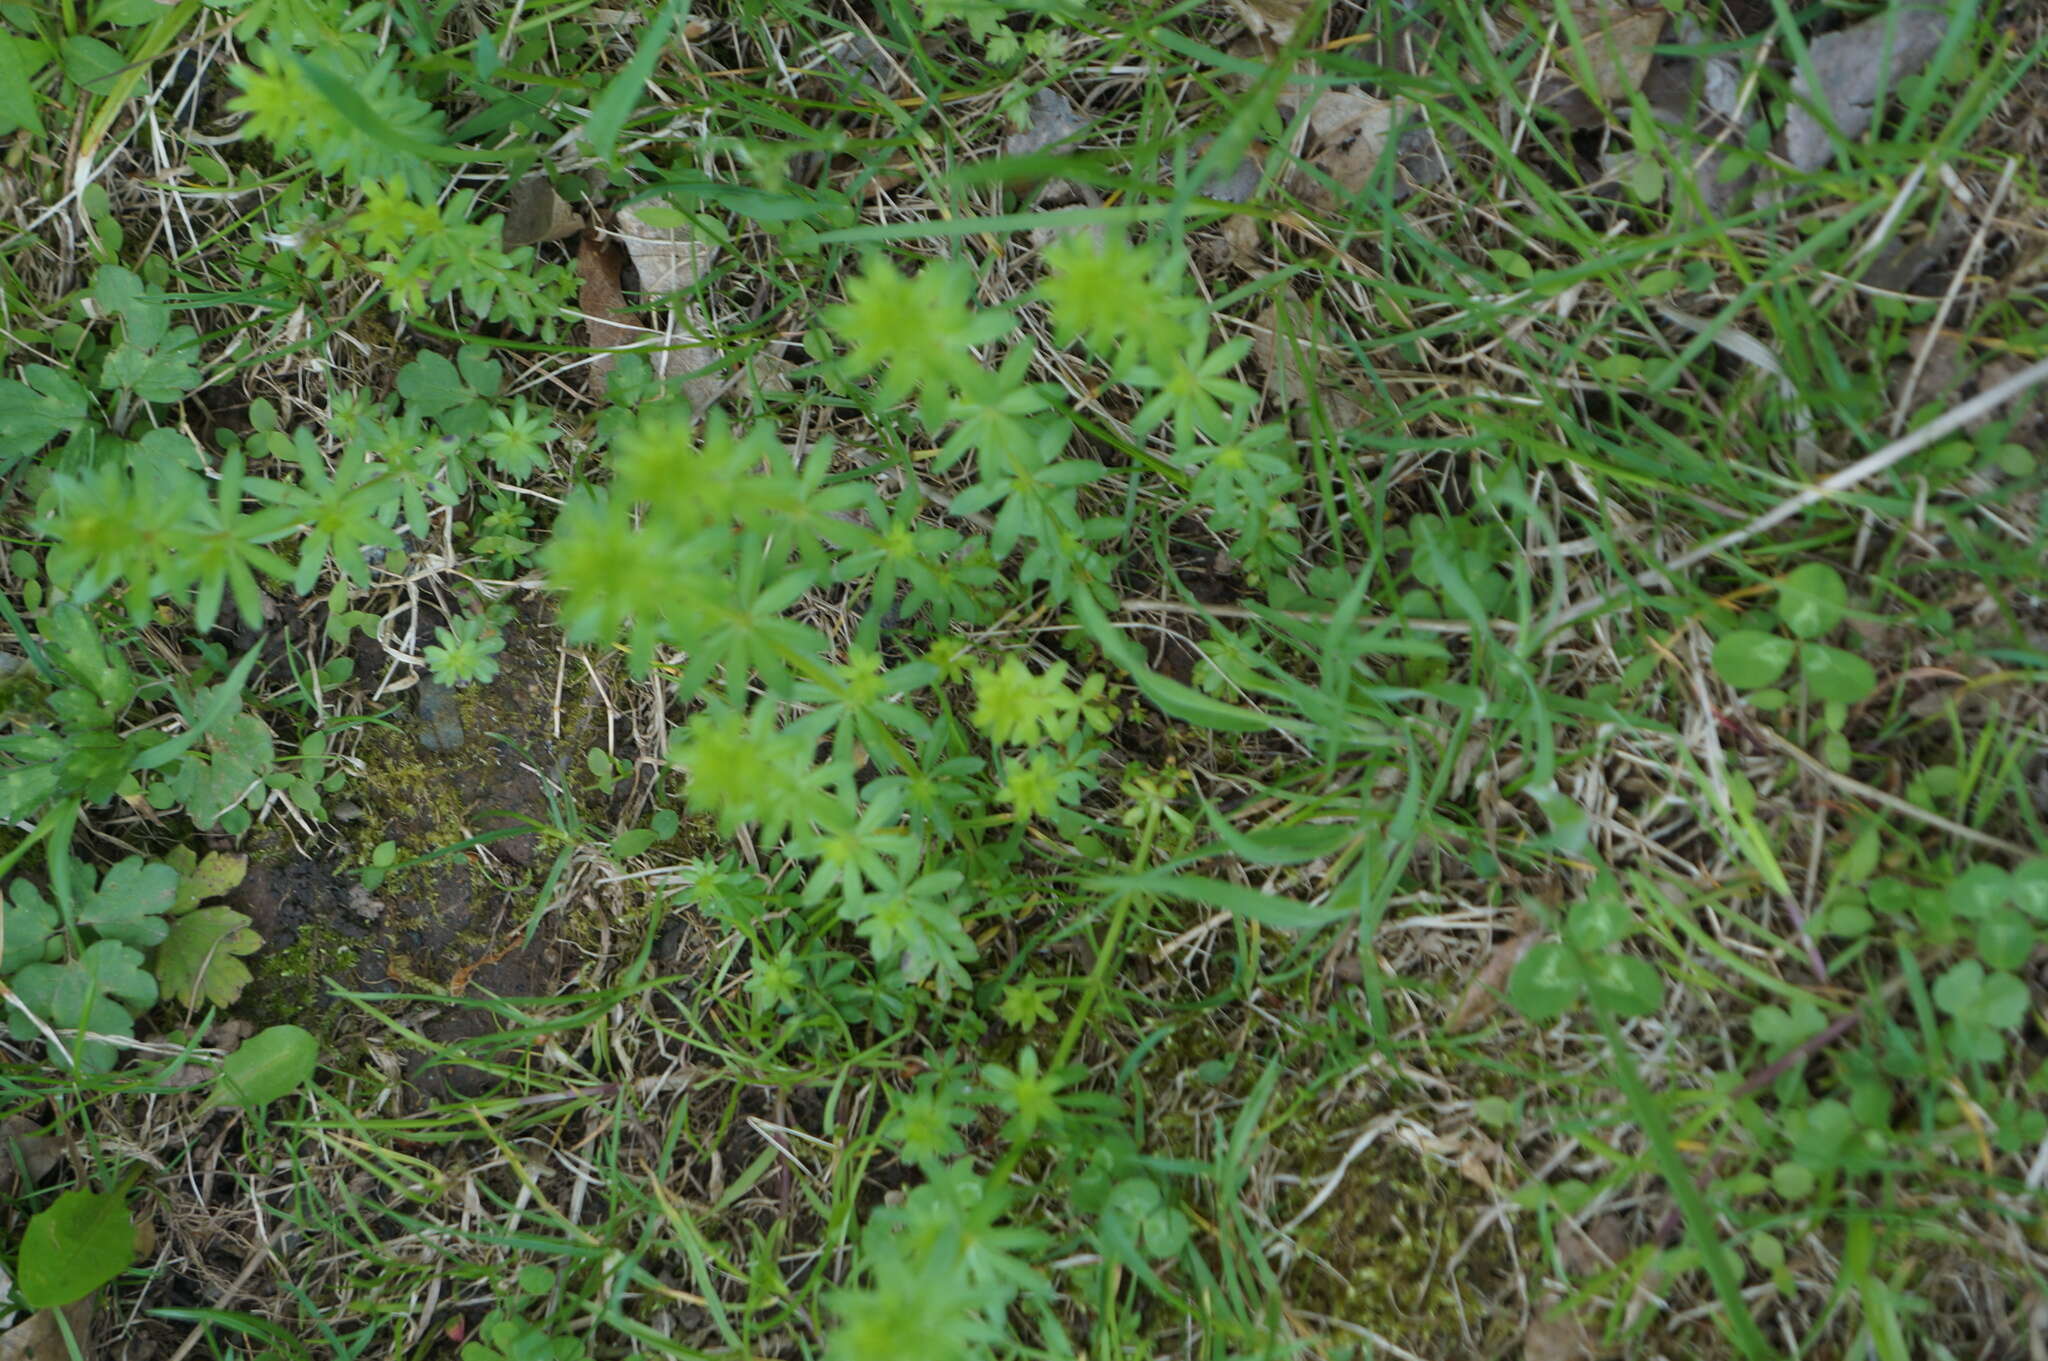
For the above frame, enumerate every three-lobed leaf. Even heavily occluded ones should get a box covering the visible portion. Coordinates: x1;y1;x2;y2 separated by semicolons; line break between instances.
155;907;264;1009
1712;631;1795;690
74;857;178;948
1777;563;1847;639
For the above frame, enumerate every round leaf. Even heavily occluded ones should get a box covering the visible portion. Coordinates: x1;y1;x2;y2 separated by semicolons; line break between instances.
1800;644;1875;704
1974;910;2036;972
1948;864;2011;920
1583;953;1664;1017
1508;942;1584;1022
17;1189;134;1308
1776;563;1847;639
215;1025;318;1109
1712;631;1794;690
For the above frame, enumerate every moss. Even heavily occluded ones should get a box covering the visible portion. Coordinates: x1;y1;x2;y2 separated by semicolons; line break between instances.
242;920;361;1029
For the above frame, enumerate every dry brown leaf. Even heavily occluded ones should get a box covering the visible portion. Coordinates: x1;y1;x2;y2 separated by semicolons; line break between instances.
0;1300;94;1361
615;204;791;412
1223;0;1313;47
1536;3;1667;128
574;233;634;400
500;175;584;249
1522;1297;1602;1361
1447;928;1545;1032
0;1116;62;1197
1783;6;1951;172
1285;89;1397;206
1252;288;1371;430
1004;89;1087;158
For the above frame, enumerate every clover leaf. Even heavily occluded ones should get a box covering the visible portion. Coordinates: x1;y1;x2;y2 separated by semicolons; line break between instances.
1777;563;1847;639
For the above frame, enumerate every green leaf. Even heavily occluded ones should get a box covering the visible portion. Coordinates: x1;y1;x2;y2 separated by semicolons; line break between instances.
1776;563;1847;639
1070;591;1304;735
2;880;64;973
1974;909;2036;972
155;907;263;1009
1563;892;1633;952
8;941;155;1071
1800;644;1875;704
0;34;46;138
582;0;683;163
1711;631;1794;690
1582;953;1663;1016
1088;869;1344;932
0;366;94;465
1948;863;2011;919
2008;858;2048;921
1508;942;1584;1022
173;851;248;913
214;1024;318;1108
16;1189;134;1308
74;856;177;948
58;34;123;91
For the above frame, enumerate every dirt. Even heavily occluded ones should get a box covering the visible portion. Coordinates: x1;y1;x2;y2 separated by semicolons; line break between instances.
229;599;636;1099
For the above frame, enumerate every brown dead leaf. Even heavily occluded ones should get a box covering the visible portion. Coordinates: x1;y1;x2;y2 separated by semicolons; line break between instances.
501;175;584;249
1223;0;1313;47
1252;288;1371;430
0;1300;94;1361
0;1116;62;1197
1004;89;1088;158
1285;89;1397;206
1535;3;1667;129
1522;1296;1602;1361
1447;928;1544;1032
614;204;789;412
574;233;634;401
1782;6;1951;171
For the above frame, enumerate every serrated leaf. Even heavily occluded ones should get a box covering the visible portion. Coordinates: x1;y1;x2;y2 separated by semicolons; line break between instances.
75;857;177;948
214;1025;318;1109
1800;644;1875;704
155;907;263;1009
2;881;65;973
1711;631;1795;690
17;1189;134;1309
1508;942;1584;1022
173;851;249;913
8;941;155;1072
1776;563;1847;639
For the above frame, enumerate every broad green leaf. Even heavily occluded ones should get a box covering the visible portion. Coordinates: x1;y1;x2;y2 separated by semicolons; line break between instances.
1800;644;1875;704
75;857;177;947
58;35;123;92
1711;631;1794;690
1583;953;1663;1016
1948;863;2011;919
155;907;263;1009
214;1025;318;1108
1563;894;1633;952
1508;942;1583;1022
1750;998;1826;1049
1974;910;2036;972
17;1189;134;1308
8;941;154;1072
2;880;64;973
173;851;249;913
0;35;47;138
1777;563;1847;639
2013;858;2048;921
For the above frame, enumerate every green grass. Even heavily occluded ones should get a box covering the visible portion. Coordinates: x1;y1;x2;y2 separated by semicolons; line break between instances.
0;0;2046;1357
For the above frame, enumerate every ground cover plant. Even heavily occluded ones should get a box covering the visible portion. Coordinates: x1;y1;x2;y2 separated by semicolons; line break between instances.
0;0;2046;1356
